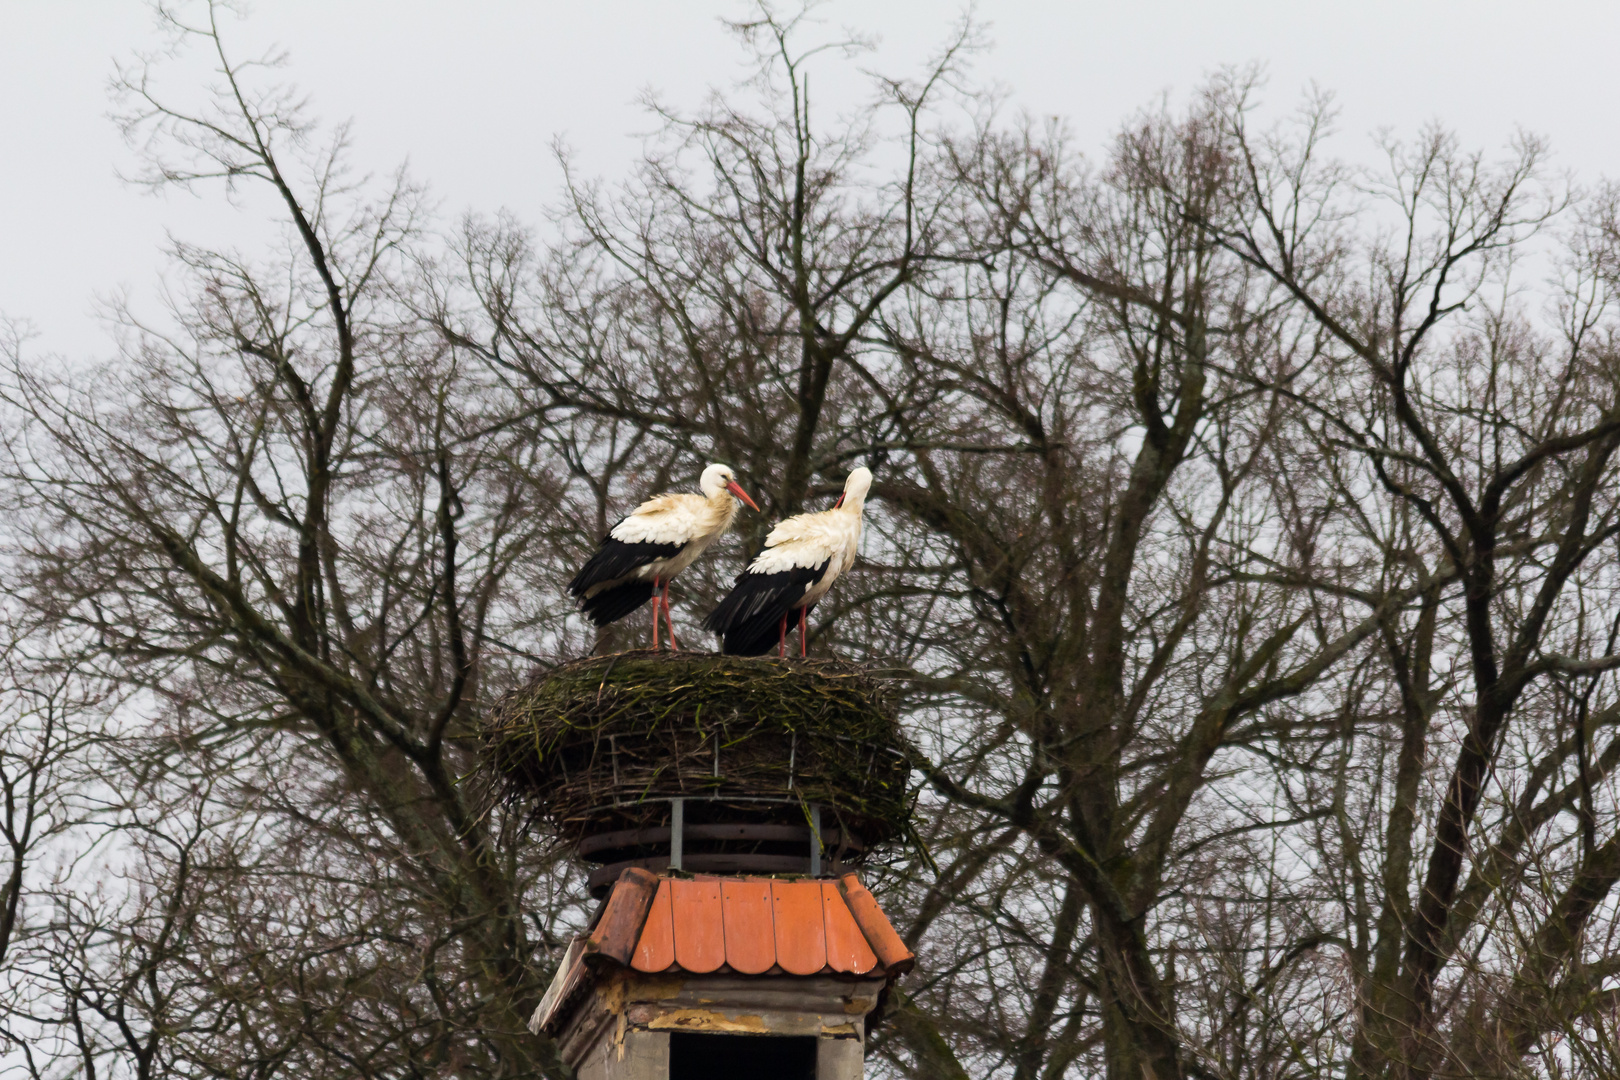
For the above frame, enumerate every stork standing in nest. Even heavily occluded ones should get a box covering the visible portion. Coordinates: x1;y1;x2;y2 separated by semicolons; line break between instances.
569;464;761;649
704;467;871;657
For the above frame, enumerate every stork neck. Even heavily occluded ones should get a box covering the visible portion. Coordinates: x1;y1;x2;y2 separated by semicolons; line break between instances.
708;488;740;531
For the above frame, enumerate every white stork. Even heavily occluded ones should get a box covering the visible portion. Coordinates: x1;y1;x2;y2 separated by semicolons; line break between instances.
704;467;872;657
569;463;761;649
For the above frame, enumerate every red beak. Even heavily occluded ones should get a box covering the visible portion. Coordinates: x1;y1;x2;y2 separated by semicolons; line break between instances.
833;493;846;509
726;480;762;512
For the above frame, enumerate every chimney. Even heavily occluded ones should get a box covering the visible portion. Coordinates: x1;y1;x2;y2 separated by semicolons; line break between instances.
484;652;914;1080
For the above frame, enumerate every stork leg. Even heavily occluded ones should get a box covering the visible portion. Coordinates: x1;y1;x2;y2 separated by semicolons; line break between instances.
778;611;789;658
662;580;679;651
798;606;808;658
651;578;662;650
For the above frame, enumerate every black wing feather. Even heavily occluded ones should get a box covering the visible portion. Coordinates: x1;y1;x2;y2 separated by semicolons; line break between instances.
568;534;684;598
568;530;685;627
720;602;819;656
703;563;825;656
578;581;657;627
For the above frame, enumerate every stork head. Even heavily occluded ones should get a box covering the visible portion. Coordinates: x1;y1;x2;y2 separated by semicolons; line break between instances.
700;463;761;512
834;466;873;512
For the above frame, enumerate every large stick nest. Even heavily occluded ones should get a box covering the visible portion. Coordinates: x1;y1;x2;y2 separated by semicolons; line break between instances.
481;651;914;849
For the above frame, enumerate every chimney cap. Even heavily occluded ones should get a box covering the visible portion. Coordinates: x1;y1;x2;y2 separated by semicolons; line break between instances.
531;869;912;1037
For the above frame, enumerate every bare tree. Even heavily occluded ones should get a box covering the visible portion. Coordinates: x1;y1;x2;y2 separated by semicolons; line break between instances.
0;5;589;1076
0;629;112;1067
1194;79;1620;1078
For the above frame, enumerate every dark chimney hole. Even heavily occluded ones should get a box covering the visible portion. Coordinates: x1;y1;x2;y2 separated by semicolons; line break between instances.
668;1031;818;1079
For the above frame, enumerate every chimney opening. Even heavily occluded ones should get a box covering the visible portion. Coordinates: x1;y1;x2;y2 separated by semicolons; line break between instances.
669;1032;818;1080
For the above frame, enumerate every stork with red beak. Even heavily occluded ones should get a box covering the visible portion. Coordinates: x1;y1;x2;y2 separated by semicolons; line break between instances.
569;463;761;648
704;467;872;657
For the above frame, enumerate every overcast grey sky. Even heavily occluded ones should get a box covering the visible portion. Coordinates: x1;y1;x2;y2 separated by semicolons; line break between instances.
6;1;1620;359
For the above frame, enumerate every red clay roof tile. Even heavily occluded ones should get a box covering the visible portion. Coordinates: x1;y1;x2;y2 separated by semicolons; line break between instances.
771;881;828;975
821;880;878;974
721;879;776;974
630;877;675;973
837;873;914;974
670;877;725;973
586;866;658;965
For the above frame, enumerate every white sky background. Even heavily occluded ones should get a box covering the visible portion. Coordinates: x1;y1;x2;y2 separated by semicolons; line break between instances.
5;0;1620;360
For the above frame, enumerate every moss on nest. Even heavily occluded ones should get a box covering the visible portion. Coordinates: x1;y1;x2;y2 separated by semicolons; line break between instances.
481;650;913;850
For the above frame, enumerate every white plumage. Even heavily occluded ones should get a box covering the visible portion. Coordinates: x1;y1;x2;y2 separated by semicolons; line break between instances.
605;489;736;575
569;463;760;647
704;468;872;656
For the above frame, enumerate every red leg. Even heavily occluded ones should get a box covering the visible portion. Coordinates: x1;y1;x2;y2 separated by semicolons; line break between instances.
663;580;679;651
778;611;788;658
651;579;661;650
799;606;808;658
